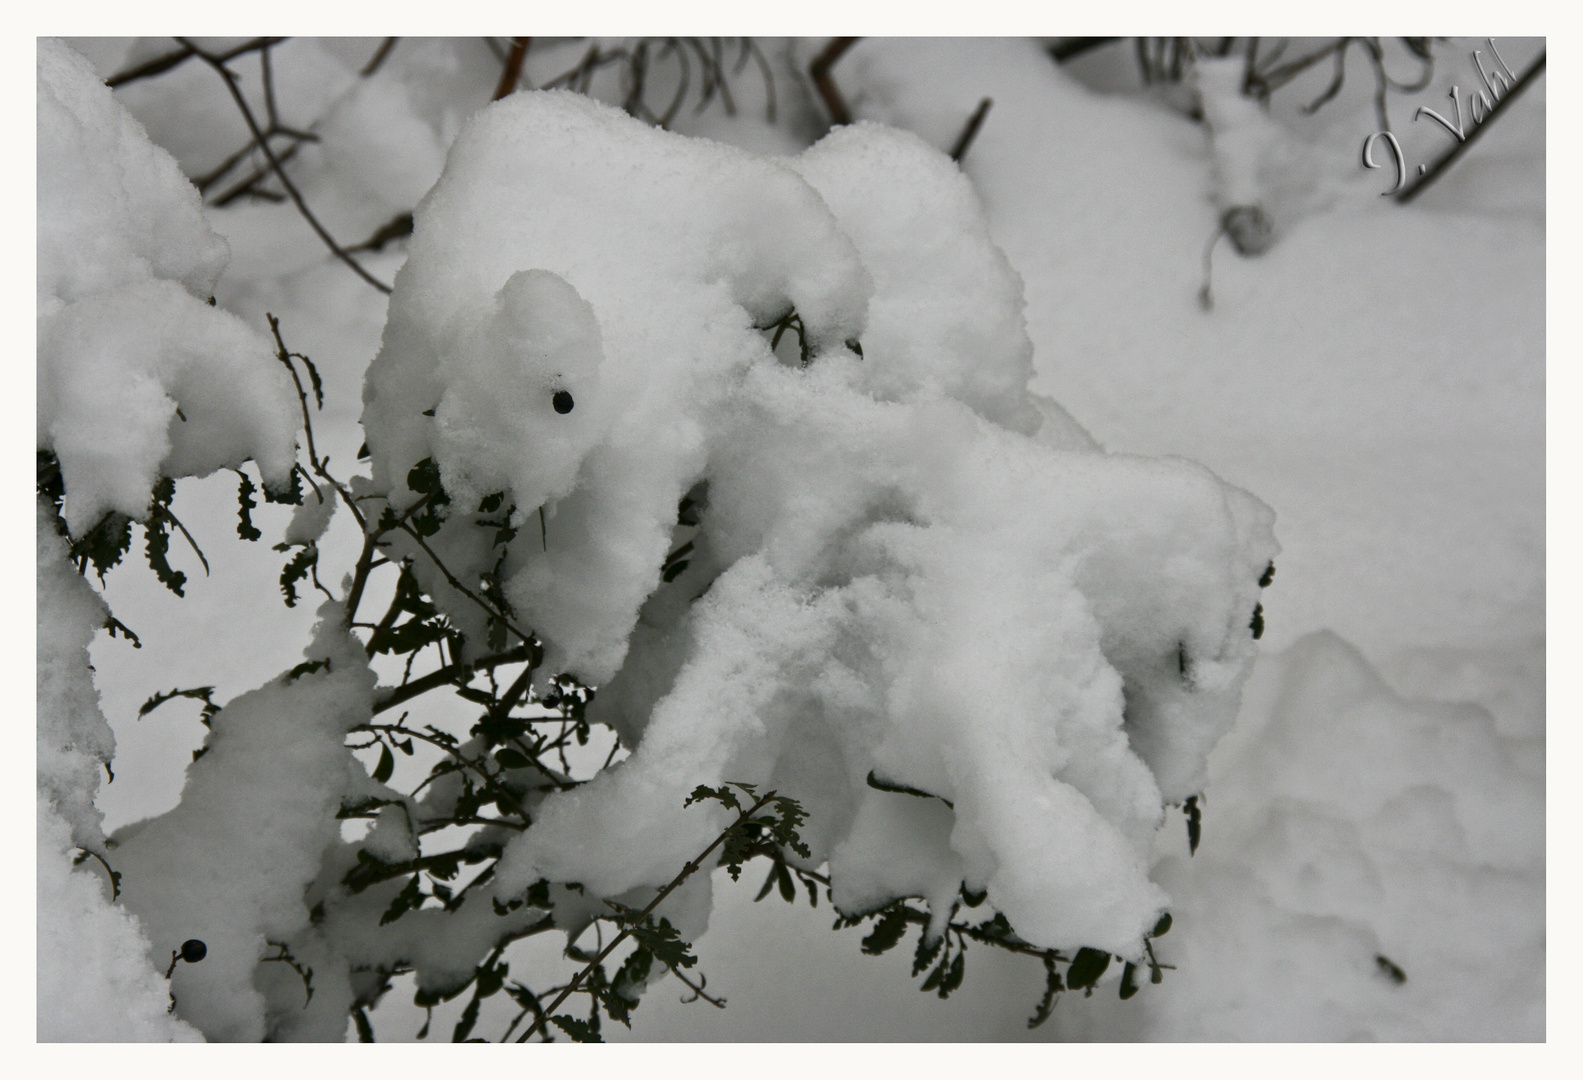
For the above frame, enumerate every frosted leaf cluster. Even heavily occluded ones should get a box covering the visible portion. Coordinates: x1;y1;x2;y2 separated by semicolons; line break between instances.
364;92;1277;956
37;38;298;535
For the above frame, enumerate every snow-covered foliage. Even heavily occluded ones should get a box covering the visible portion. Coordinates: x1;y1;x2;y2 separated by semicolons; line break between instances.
37;35;1542;1043
363;89;1276;957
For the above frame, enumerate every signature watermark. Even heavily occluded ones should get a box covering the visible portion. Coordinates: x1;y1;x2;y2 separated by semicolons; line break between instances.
1361;39;1523;196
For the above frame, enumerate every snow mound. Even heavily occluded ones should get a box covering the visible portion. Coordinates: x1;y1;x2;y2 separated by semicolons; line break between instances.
37;38;298;535
1058;631;1543;1040
363;91;1278;958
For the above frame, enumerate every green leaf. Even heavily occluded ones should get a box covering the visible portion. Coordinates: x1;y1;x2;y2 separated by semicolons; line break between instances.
261;468;303;506
1184;796;1202;855
235;471;263;541
72;511;134;582
495;747;530;769
866;770;954;809
380;874;423;925
1375;954;1407;985
286;658;330;682
622;913;697;972
684;784;741;813
912;927;943;977
278;546;318;607
549;1013;602;1043
1151;912;1173;938
776;861;796;903
143;510;187;597
368;617;445;656
372;744;395;784
1027;957;1064;1029
476;963;506;998
860;905;908;956
753;863;779;903
138;686;217;720
1119;961;1141;1000
1066;947;1111;991
937;952;965;999
449;988;478;1038
1259;561;1275;588
661;540;694;583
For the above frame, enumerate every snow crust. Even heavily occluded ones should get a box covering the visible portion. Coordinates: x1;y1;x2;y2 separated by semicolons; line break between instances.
365;90;1277;957
37;38;298;535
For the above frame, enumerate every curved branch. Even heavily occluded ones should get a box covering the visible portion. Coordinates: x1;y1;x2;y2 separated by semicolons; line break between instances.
179;40;393;295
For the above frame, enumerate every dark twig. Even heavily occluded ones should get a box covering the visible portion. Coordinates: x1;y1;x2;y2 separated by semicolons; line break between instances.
362;38;399;78
1049;38;1120;64
180;40;393;295
810;37;859;127
372;649;534;716
493;37;532;100
517;790;780;1041
106;37;283;89
1397;50;1544;205
949;98;993;163
348;212;414;254
396;521;537;646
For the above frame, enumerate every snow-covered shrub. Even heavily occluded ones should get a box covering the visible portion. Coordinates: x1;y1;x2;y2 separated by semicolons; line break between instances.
39;40;1278;1042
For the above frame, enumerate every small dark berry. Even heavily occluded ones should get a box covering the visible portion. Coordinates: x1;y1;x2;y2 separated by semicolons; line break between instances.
180;939;208;963
552;391;574;414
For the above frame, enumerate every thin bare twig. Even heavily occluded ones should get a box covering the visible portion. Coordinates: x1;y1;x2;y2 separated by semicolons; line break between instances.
810;37;859;127
949;98;993;163
106;36;283;89
180;40;393;295
362;37;399;78
1398;50;1544;205
493;37;532;100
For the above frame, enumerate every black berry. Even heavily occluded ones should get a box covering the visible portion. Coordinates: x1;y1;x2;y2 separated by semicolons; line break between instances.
552;391;574;414
180;939;208;963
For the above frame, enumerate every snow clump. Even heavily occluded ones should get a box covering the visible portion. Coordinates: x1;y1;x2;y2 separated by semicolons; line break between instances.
37;38;298;536
362;91;1279;959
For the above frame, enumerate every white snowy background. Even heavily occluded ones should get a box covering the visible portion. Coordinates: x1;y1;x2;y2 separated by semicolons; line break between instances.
30;22;1557;1050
